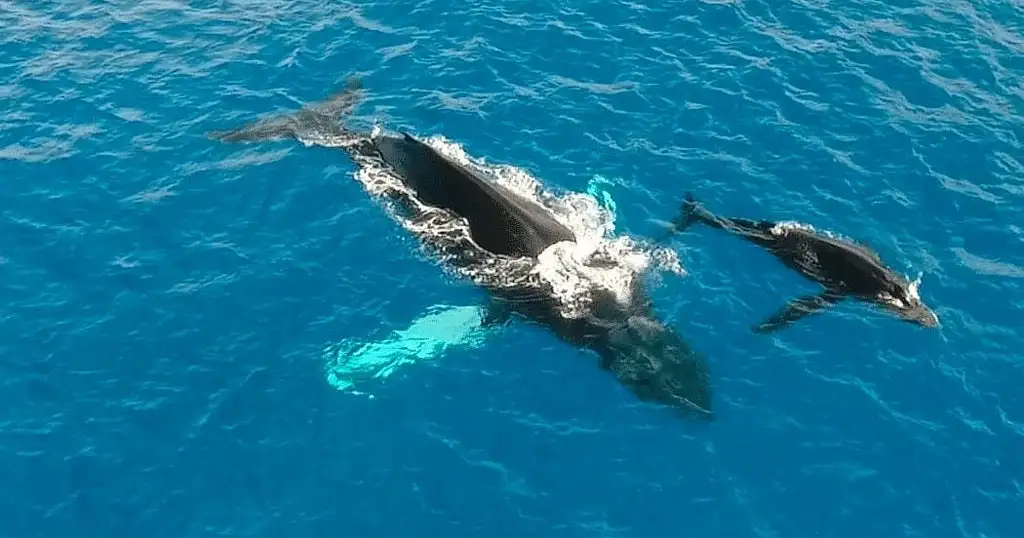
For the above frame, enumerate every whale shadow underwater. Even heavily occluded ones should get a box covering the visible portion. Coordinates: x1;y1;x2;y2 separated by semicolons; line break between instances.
207;77;714;419
667;192;939;334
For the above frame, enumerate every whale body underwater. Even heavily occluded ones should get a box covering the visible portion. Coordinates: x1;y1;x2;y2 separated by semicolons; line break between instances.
208;77;714;419
669;193;939;333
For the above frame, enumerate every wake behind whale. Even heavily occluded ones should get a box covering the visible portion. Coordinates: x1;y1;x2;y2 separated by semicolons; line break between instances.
207;76;713;418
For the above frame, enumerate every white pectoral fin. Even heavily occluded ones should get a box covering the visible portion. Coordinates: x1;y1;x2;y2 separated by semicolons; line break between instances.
324;302;505;392
586;174;620;224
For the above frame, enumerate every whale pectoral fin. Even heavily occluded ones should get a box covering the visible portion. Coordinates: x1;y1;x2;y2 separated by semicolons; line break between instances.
752;290;843;334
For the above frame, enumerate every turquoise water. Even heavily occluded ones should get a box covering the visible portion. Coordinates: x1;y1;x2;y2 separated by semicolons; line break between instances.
2;1;1022;537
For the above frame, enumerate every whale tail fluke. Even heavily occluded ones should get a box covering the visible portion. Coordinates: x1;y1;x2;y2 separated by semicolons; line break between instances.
673;192;704;232
207;75;365;143
653;192;709;243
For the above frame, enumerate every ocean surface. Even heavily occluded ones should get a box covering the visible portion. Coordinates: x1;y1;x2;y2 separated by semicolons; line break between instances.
2;0;1023;537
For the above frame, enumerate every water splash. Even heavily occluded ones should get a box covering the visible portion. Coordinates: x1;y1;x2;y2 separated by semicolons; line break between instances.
316;130;686;392
419;134;685;318
769;220;818;236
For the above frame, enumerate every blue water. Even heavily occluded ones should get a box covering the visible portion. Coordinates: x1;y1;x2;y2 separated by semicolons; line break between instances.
2;1;1022;537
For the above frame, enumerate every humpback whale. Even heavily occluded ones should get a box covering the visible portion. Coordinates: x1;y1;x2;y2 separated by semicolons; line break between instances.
670;192;939;333
208;77;713;418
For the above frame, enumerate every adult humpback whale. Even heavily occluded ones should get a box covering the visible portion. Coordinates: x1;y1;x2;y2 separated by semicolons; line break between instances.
208;77;713;418
670;192;939;333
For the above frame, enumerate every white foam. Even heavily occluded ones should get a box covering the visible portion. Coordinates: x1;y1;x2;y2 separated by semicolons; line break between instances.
769;220;861;248
424;134;686;316
309;129;685;319
769;220;817;236
907;272;923;300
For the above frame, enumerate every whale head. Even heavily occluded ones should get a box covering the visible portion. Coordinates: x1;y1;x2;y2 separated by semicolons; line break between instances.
878;274;939;328
595;312;714;418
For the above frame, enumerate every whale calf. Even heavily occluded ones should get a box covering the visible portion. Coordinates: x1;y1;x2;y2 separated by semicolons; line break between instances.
669;192;939;333
208;77;713;418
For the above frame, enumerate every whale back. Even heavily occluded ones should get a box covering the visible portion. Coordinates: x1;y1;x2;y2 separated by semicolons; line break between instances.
372;133;576;259
789;230;895;289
